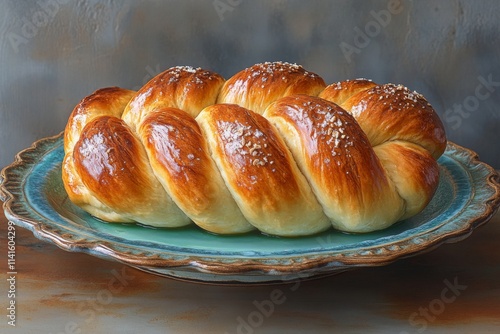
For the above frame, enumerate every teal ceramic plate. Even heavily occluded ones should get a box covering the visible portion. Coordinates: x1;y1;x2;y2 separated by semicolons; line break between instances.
1;133;499;284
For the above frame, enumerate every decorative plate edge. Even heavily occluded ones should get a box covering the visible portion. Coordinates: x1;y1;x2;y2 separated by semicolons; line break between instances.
1;135;499;276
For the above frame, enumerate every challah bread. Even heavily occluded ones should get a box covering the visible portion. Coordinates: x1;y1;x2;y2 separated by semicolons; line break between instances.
138;107;254;234
320;79;446;222
319;79;446;158
264;95;403;232
196;104;330;236
62;87;143;223
122;66;225;131
217;62;326;114
62;61;446;236
71;116;190;227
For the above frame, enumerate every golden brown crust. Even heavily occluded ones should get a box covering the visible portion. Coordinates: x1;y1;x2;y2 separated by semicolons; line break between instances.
62;63;448;235
73;116;190;227
61;152;115;219
264;95;404;232
62;87;137;222
218;62;326;114
323;82;447;159
373;141;440;219
319;80;446;229
210;104;301;200
74;116;151;208
319;79;378;106
64;87;136;152
138;108;253;234
139;108;214;212
122;66;225;130
196;103;329;236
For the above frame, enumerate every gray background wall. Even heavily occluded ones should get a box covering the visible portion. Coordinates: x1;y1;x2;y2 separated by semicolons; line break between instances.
0;0;499;169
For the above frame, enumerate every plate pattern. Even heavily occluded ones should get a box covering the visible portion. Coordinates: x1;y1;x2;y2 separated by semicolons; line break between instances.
1;133;499;283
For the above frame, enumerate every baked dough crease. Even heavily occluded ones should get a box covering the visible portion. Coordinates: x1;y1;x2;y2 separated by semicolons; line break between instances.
62;62;446;236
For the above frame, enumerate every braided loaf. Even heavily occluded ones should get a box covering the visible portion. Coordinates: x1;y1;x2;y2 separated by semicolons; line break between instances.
62;62;446;236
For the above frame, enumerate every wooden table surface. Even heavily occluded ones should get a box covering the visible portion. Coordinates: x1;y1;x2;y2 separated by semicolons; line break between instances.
1;205;499;334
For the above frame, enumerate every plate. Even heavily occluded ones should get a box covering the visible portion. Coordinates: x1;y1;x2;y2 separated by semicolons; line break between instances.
1;133;499;284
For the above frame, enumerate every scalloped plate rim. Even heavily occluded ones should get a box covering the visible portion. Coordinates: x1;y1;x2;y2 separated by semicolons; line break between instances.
1;133;499;281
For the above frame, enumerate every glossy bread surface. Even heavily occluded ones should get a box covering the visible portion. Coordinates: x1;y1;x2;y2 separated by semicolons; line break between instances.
61;62;448;235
